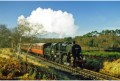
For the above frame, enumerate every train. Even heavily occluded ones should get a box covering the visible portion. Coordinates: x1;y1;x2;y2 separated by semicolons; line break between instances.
21;42;85;68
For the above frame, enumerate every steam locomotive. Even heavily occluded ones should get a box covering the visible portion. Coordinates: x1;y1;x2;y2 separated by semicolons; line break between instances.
21;42;85;68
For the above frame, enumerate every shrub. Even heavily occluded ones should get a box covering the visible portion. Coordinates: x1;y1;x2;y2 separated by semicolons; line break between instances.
85;59;101;71
100;59;120;78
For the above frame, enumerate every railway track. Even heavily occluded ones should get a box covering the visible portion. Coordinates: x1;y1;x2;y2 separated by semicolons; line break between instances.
37;56;119;80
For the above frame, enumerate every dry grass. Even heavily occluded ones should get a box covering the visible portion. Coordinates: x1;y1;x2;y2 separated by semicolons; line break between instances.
0;48;48;79
18;53;48;68
0;48;14;59
100;59;120;78
0;48;48;68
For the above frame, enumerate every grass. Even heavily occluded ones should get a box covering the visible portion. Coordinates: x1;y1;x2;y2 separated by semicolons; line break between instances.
19;54;48;68
83;51;120;78
0;48;73;80
84;58;102;71
100;59;120;78
83;51;120;58
0;48;50;80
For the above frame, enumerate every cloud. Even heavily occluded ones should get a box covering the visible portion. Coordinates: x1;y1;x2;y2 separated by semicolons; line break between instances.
17;7;78;38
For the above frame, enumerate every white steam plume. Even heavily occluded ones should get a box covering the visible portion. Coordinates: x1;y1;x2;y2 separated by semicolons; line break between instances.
17;7;78;38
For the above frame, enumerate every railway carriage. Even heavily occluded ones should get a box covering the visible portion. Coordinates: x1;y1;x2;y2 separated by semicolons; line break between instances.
21;43;51;55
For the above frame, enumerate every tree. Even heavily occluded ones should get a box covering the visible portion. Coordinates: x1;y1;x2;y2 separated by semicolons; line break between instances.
0;24;11;48
17;18;45;73
115;29;120;36
64;37;73;42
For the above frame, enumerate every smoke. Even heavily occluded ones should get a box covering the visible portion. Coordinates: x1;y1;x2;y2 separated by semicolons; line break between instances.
17;7;78;38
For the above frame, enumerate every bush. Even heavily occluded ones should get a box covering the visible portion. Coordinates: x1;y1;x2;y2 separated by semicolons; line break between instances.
85;59;101;71
100;59;120;78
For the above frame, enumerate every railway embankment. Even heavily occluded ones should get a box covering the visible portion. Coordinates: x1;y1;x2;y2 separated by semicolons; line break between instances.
0;48;84;80
19;52;88;80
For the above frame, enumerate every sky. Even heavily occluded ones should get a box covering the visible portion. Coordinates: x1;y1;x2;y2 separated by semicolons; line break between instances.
0;1;120;36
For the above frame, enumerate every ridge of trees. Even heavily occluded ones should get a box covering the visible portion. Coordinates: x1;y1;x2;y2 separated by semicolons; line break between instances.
83;29;120;37
0;24;120;52
75;30;120;51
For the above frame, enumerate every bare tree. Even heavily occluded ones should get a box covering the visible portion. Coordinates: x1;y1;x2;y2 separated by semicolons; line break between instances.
17;19;46;73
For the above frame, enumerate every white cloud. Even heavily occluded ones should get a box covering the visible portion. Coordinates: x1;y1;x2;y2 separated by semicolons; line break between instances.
17;7;78;38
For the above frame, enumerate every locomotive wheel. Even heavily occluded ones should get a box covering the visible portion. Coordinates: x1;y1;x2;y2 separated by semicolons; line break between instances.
67;52;72;63
50;54;54;61
62;54;68;65
53;54;58;62
56;55;60;63
58;54;62;64
48;55;51;60
50;54;56;61
54;57;58;62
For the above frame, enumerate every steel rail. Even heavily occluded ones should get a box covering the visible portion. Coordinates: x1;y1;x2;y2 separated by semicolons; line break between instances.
37;56;120;80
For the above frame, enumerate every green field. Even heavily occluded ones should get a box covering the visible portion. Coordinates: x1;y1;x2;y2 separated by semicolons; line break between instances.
83;51;120;58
